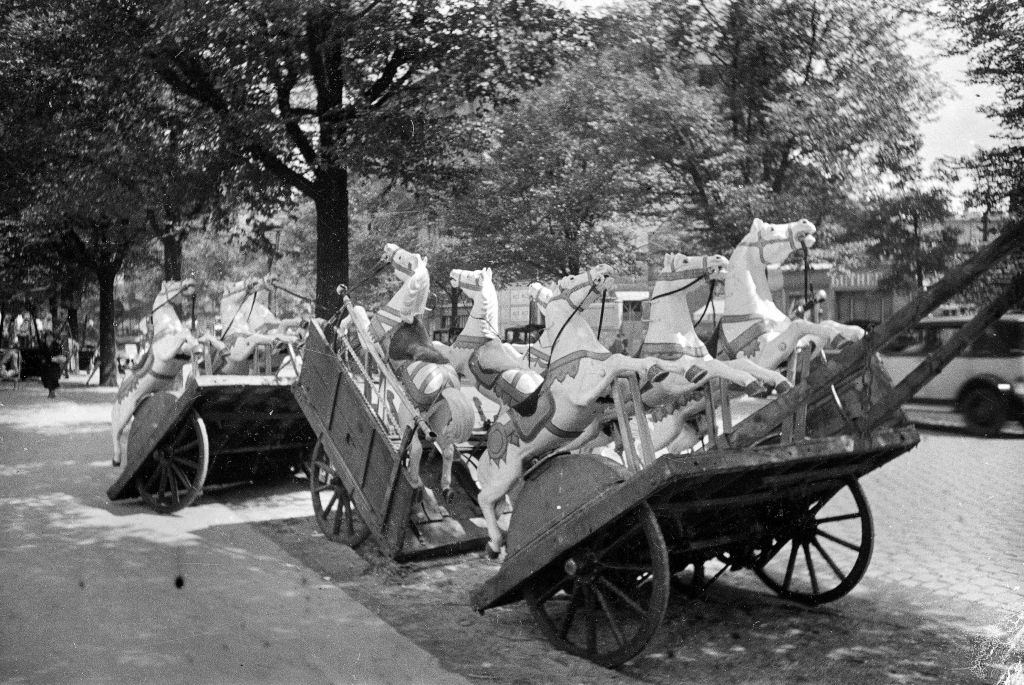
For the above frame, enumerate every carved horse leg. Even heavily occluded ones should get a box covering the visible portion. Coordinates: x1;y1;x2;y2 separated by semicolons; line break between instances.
744;320;841;371
701;357;791;393
475;444;524;558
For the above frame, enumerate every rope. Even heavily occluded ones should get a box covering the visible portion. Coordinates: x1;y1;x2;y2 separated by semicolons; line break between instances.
596;290;607;341
648;275;705;303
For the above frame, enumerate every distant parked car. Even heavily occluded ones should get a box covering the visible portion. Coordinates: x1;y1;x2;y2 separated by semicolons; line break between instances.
878;313;1024;436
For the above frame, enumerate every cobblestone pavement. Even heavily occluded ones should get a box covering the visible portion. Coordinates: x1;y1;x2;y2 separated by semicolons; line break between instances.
257;425;1024;684
861;427;1024;615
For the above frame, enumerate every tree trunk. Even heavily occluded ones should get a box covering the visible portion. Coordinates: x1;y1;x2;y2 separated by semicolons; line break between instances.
161;233;183;281
448;287;461;342
97;266;119;387
913;214;923;289
313;169;350;317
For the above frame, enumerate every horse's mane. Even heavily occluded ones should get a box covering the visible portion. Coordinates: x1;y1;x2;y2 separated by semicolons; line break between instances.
388;318;449;364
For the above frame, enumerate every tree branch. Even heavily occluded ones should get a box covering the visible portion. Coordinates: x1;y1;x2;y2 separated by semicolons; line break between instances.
269;60;318;167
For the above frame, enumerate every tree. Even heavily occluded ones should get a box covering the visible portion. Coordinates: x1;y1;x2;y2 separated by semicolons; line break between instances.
446;59;646;281
853;187;955;290
589;0;942;251
0;4;245;383
948;1;1024;221
125;0;588;312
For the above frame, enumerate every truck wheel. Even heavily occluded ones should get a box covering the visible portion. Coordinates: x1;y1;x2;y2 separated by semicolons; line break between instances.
960;386;1006;437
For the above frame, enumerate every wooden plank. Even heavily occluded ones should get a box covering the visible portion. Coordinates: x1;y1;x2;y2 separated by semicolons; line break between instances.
726;224;1024;448
291;384;395;555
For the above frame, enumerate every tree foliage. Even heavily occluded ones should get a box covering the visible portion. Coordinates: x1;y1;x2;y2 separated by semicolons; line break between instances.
948;0;1024;221
851;187;956;289
131;0;589;308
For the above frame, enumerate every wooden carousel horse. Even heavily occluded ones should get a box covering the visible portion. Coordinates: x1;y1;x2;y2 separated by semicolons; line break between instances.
501;281;555;372
437;267;544;410
205;276;301;374
474;265;713;558
111;279;202;467
359;244;475;503
717;219;864;371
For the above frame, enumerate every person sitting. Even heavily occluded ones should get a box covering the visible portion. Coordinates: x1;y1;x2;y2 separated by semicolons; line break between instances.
1;343;21;384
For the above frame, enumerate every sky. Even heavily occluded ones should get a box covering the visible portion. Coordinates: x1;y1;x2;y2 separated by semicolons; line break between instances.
919;52;1004;170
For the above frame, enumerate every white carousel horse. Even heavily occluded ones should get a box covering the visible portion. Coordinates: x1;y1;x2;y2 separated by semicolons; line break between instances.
501;282;555;372
436;267;544;410
111;279;202;467
362;244;475;503
205;277;301;375
717;219;864;371
475;265;709;557
642;253;791;396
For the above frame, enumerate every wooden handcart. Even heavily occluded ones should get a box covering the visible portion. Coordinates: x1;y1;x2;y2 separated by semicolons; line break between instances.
471;225;1024;667
107;341;314;513
291;300;489;561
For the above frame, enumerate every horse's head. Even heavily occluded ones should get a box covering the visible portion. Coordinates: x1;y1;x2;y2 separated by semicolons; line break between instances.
528;282;555;311
661;253;729;280
152;329;201;363
383;243;425;283
740;218;817;266
449;267;492;296
553;264;615;310
158;278;196;304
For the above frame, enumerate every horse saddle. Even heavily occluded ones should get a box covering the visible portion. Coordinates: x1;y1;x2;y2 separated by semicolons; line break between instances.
469;339;537;407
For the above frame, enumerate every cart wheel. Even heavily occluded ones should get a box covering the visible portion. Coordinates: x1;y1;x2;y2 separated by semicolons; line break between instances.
309;441;370;547
135;410;209;514
753;477;872;605
523;503;670;668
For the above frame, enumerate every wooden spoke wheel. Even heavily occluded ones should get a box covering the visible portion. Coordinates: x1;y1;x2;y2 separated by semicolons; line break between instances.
309;440;370;547
135;410;209;514
753;477;873;605
523;503;670;668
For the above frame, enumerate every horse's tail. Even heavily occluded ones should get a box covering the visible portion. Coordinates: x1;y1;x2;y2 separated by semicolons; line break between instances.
427;387;475;445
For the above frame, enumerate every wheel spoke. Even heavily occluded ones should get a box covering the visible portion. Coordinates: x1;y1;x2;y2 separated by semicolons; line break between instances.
584;587;597;654
803;542;819;595
811;537;846;581
157;464;170;502
170;455;198;472
817;512;860;524
595;522;642;561
331;506;343;536
758;536;789;566
596;576;647;618
593;585;626;648
535;575;572;605
816;528;860;552
313;482;336;493
322;491;339;517
782;541;799;591
597;562;653;574
168;462;192;492
171;440;199;455
170;474;181;505
809;490;838;517
558;579;583;640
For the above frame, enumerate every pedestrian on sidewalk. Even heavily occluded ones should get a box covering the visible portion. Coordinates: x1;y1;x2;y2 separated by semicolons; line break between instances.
39;331;66;399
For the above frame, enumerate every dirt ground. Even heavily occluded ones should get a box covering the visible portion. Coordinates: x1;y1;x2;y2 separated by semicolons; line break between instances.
255;514;1000;685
